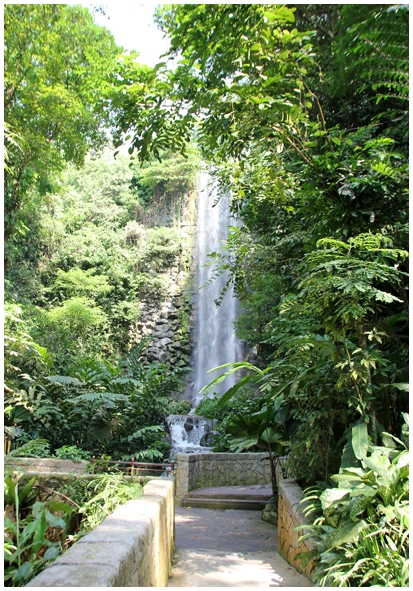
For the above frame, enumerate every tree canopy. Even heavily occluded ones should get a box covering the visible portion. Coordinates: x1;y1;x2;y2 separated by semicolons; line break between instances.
4;3;121;243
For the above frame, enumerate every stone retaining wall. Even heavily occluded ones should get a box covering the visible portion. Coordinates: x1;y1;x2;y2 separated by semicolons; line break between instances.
26;479;175;587
175;452;281;499
278;479;315;579
5;457;89;475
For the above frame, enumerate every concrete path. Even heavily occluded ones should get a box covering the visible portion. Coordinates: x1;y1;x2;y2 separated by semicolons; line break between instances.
168;506;312;587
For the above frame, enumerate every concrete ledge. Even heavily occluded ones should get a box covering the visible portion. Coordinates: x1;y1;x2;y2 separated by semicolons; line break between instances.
26;479;175;587
277;479;315;579
5;457;89;474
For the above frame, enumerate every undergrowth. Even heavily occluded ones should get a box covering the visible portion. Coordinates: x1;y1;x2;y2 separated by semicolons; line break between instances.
4;472;143;587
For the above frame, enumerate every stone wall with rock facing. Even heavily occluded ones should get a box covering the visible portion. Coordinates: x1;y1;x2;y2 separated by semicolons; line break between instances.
26;479;175;588
277;479;315;579
175;452;288;500
129;188;197;379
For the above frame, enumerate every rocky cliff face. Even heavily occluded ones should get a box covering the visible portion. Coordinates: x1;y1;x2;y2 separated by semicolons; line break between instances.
128;189;197;377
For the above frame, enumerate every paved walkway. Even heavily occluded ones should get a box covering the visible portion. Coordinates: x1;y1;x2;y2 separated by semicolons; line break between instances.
168;506;312;587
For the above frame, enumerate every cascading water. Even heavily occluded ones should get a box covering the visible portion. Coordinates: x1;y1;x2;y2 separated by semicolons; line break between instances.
190;171;244;408
167;415;216;454
167;170;243;455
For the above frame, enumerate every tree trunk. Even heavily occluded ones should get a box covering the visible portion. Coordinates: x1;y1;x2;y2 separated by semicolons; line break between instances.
267;448;278;498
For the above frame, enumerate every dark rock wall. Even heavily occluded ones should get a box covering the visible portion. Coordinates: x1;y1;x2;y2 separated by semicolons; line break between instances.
128;189;198;379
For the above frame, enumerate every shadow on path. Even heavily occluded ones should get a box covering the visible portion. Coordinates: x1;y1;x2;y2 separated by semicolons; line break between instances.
168;507;313;587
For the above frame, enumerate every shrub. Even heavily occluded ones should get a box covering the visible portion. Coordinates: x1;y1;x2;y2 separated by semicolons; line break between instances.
54;446;90;462
297;414;409;587
4;475;74;586
78;473;143;532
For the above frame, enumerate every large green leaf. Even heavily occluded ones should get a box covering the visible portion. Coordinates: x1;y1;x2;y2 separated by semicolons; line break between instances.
348;494;374;520
340;431;359;469
47;501;73;516
32;510;48;548
332;473;363;485
45;510;66;529
20;518;43;546
392;383;409;392
17;477;36;506
326;520;367;548
349;485;376;498
47;375;85;387
362;451;390;478
319;487;352;511
43;546;61;561
217;375;259;407
228;436;258;453
352;421;369;460
11;404;32;422
260;426;283;445
13;562;32;583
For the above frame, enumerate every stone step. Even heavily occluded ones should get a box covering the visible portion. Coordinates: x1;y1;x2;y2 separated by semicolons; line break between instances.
179;485;274;511
179;497;268;511
186;490;271;501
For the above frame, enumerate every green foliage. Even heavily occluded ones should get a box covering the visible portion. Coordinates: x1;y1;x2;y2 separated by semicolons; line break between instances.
169;399;192;415
114;4;314;164
29;298;109;370
5;343;185;460
51;268;113;297
135;226;180;274
4;476;75;586
4;476;37;510
201;363;298;495
194;395;222;420
5;147;198;361
43;297;107;335
297;415;409;586
54;446;90;462
3;2;409;523
78;473;142;533
149;4;409;484
3;472;147;586
5;439;51;460
225;395;295;456
134;146;201;202
4;4;122;243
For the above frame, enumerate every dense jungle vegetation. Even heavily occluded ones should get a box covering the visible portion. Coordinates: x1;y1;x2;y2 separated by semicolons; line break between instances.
4;4;409;586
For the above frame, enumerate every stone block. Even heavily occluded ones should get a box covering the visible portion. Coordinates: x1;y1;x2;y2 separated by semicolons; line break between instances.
27;479;175;588
5;458;89;475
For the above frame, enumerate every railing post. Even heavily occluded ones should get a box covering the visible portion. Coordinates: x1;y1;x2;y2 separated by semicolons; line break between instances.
171;461;175;477
131;457;135;476
4;435;12;455
92;456;95;475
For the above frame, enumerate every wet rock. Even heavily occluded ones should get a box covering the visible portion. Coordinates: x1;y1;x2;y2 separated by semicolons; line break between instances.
200;433;214;446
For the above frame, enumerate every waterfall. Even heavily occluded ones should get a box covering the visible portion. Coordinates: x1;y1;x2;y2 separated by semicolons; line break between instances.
189;170;244;408
167;170;243;456
168;415;216;454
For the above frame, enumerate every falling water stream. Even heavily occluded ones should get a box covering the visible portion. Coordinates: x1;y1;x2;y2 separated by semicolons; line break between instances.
168;171;243;454
190;171;244;407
